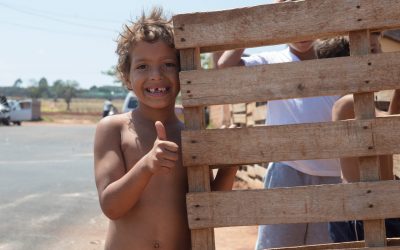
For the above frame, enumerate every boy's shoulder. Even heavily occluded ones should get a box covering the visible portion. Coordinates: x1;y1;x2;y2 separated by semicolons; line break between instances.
96;112;131;135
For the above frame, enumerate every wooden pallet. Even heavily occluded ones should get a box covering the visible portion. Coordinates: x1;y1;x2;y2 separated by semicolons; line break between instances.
173;0;400;248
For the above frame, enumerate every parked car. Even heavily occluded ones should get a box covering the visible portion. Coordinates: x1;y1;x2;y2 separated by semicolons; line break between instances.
0;96;11;125
122;92;139;113
7;99;41;125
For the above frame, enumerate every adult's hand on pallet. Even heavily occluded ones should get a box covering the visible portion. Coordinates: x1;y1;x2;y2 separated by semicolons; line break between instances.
145;121;179;174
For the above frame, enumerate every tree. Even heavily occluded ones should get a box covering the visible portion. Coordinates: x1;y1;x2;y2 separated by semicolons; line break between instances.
62;80;79;111
38;77;50;98
102;66;121;84
200;53;213;69
13;78;23;88
50;80;79;110
51;80;65;102
27;86;41;99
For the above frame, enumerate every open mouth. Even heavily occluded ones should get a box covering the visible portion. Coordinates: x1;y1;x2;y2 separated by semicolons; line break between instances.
145;87;171;96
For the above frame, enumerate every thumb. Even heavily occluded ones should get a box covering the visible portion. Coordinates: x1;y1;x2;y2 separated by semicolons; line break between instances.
155;121;167;141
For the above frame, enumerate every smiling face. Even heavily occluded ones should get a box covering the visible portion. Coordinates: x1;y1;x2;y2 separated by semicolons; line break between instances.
128;40;179;111
289;40;316;53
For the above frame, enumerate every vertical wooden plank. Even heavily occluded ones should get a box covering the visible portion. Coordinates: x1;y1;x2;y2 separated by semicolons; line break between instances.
349;30;386;247
180;48;215;250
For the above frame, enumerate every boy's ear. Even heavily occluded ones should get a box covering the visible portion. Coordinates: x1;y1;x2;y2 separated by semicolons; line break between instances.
126;79;133;90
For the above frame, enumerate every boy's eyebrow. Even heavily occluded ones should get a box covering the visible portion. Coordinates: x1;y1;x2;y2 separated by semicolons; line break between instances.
132;56;177;63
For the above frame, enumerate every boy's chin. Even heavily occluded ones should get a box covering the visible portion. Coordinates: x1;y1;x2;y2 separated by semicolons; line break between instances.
142;101;175;110
289;42;314;53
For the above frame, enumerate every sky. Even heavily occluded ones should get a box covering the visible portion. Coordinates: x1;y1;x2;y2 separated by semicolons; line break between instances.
0;0;280;89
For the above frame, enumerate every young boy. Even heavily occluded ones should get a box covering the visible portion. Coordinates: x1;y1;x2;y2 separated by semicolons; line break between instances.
94;8;237;250
218;1;341;248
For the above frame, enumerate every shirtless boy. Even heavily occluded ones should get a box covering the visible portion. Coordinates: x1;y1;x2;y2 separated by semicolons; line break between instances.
94;8;237;250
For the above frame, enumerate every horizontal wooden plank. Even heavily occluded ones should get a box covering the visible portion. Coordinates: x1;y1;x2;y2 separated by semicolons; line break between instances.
269;238;400;249
182;116;400;166
180;51;400;107
186;180;400;229
173;0;400;51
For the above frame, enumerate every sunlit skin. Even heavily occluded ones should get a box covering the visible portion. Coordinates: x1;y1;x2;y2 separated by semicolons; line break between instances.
94;40;190;250
95;39;237;250
332;32;398;183
128;40;180;115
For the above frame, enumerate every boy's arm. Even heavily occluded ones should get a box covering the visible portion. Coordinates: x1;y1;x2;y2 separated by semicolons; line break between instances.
388;89;400;115
94;119;178;220
217;49;245;68
209;124;238;191
332;94;394;182
210;166;238;191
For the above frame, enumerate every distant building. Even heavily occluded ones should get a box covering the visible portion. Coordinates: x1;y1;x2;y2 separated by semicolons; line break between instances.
382;29;400;52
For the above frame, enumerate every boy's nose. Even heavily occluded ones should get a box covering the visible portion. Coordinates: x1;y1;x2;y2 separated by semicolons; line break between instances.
149;67;162;81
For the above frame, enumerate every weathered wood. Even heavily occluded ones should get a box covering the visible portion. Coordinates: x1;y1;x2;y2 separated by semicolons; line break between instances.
173;0;400;51
350;29;386;247
180;48;215;250
269;238;400;249
186;180;400;229
180;51;400;107
182;116;400;166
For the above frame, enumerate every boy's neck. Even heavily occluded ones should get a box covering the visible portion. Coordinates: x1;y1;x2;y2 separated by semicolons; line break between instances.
289;47;317;61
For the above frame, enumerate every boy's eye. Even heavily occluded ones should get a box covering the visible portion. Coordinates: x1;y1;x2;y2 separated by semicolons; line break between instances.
136;64;147;70
162;62;178;71
165;62;176;68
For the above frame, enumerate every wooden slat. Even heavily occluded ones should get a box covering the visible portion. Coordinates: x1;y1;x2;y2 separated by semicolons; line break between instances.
350;29;386;247
186;180;400;229
180;51;400;107
182;116;400;167
173;0;400;52
180;48;215;250
269;238;400;250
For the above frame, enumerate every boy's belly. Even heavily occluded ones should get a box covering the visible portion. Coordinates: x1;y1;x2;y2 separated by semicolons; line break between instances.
105;197;191;250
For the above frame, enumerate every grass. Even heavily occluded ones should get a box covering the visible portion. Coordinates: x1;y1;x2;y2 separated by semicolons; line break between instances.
37;98;124;124
40;98;125;114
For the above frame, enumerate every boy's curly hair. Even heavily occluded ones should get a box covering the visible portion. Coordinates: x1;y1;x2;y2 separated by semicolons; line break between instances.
316;36;350;59
116;7;175;88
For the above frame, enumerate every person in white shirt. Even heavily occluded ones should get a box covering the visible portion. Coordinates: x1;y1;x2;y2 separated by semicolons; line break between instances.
217;1;341;248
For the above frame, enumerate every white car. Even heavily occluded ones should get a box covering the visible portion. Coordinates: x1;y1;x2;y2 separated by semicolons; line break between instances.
7;99;39;125
0;101;10;125
122;92;139;113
